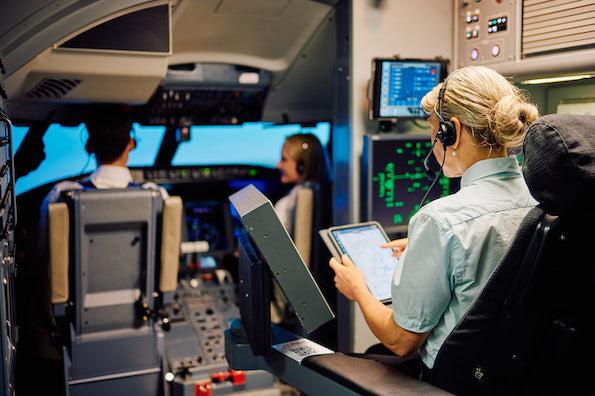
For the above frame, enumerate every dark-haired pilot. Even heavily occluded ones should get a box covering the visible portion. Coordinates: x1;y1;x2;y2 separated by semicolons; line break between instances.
42;113;165;204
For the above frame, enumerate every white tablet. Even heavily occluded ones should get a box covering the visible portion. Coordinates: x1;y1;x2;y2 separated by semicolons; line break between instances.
328;221;399;303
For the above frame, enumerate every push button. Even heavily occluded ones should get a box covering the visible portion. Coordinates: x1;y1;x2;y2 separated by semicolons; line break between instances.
230;370;246;386
194;379;212;396
210;371;230;383
470;48;479;61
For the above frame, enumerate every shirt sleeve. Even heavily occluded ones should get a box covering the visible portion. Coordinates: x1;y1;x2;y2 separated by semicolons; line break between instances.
274;194;293;232
391;212;454;333
141;181;170;200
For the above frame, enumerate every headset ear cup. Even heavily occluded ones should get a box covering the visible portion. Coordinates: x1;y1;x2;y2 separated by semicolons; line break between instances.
438;121;457;147
297;160;305;175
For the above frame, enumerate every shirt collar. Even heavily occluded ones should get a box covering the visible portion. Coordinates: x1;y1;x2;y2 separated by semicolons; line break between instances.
460;157;522;189
90;165;133;189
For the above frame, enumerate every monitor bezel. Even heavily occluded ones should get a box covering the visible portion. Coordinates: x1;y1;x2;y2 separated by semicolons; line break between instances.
369;58;448;120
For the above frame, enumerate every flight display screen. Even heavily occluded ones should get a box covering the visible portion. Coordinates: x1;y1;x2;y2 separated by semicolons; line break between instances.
184;200;233;255
15;123;165;195
371;59;446;119
363;134;458;231
172;122;330;168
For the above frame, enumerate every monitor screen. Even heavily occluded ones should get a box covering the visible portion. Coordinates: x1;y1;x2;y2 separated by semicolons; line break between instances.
11;125;29;155
15;123;165;195
370;59;446;119
172;122;330;168
229;185;334;334
184;200;233;255
362;134;458;232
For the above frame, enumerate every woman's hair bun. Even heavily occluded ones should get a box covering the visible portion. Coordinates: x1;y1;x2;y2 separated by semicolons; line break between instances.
489;94;539;149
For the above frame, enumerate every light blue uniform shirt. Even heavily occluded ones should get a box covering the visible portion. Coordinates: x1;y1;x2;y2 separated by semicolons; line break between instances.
391;157;537;368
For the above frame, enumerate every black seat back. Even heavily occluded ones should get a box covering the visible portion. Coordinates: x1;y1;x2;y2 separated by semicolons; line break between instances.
305;181;334;305
429;114;595;395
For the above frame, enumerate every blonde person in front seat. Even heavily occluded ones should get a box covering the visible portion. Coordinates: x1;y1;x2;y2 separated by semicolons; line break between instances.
274;133;331;233
329;66;539;377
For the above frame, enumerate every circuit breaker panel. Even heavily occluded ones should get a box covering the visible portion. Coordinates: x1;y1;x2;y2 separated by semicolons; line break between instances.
455;0;520;68
0;56;18;396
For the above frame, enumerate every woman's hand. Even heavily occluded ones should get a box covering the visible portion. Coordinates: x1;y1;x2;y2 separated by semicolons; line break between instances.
329;255;368;301
381;238;408;257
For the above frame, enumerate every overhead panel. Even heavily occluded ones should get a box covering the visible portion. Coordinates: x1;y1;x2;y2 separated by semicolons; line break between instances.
523;0;595;56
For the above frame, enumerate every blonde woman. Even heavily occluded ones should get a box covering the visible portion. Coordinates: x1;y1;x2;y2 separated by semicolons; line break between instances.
274;133;331;233
329;66;539;376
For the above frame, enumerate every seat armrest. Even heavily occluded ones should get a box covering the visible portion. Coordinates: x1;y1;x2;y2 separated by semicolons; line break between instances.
160;196;182;293
48;202;69;304
303;352;451;395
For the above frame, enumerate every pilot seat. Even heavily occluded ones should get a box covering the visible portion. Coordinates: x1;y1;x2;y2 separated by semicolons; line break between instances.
48;188;182;395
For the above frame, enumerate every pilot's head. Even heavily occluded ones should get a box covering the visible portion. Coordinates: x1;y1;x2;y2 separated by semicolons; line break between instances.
85;106;135;166
422;66;539;178
277;133;331;185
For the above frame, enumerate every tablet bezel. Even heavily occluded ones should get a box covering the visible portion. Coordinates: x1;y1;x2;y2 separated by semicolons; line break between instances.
328;221;394;304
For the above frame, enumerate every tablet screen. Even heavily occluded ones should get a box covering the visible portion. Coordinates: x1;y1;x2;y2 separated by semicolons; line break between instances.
330;224;398;302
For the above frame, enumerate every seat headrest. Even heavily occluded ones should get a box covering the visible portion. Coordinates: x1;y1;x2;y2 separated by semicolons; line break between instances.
522;114;595;215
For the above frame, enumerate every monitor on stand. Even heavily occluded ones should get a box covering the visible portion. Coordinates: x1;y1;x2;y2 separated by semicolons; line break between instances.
229;185;334;355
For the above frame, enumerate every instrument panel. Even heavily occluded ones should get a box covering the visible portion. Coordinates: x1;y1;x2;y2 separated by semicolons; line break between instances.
455;0;519;68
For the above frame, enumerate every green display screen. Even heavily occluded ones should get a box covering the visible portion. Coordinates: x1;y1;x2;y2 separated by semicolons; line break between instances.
366;136;457;228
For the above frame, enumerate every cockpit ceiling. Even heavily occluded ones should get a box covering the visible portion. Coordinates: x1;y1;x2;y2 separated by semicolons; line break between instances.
171;0;333;72
2;0;335;118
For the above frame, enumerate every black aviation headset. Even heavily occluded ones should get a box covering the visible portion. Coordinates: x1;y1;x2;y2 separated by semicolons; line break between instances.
296;141;309;175
435;77;457;148
419;76;456;207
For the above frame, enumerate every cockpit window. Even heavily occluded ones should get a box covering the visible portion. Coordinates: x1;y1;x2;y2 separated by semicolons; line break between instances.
15;123;166;195
171;122;331;167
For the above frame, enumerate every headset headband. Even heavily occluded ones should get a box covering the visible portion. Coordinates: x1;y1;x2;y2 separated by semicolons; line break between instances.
437;77;448;121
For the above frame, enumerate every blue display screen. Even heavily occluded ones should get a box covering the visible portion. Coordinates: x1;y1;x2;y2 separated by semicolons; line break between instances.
15;121;329;196
129;123;166;166
12;125;29;154
16;123;165;195
172;122;331;167
16;124;94;195
379;61;441;118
